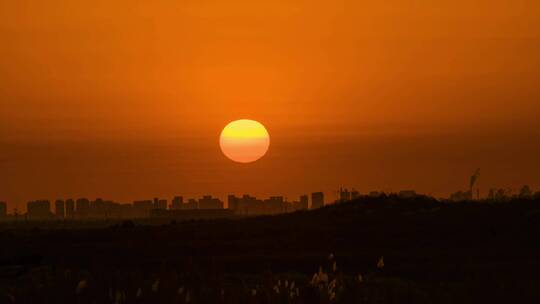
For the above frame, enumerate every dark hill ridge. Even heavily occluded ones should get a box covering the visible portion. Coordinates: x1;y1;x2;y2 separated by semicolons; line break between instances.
2;196;540;303
2;196;540;278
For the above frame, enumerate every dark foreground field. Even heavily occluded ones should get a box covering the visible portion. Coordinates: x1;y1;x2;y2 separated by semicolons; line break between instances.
1;196;540;303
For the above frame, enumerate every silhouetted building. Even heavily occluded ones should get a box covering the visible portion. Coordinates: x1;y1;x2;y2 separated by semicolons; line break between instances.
351;189;360;200
0;201;6;218
89;198;121;218
55;200;65;218
264;196;286;214
290;195;309;211
339;188;351;202
228;195;238;211
115;203;134;218
185;199;198;209
65;199;75;218
133;200;154;217
198;195;224;209
244;194;262;215
299;195;309;210
76;198;90;218
228;194;262;215
311;192;324;209
153;198;167;210
230;193;318;215
171;196;184;209
90;198;105;217
27;200;52;219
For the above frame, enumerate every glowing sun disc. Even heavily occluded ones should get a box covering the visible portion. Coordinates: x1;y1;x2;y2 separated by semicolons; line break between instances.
220;119;270;163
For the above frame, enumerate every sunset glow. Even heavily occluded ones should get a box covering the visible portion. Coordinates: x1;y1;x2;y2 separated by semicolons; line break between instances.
0;0;539;209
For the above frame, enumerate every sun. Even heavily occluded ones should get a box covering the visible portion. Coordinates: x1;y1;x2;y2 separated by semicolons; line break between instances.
220;119;270;163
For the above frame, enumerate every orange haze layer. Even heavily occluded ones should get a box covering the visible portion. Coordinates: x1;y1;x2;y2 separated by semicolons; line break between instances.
0;0;539;211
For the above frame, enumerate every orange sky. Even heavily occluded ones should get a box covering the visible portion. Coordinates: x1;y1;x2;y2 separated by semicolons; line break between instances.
1;1;539;211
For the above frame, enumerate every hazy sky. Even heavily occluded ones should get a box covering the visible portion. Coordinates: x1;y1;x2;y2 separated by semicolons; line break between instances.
1;1;539;211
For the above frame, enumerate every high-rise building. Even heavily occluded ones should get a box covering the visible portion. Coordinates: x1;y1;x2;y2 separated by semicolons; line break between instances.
55;200;65;218
65;199;75;218
76;198;90;218
228;195;238;211
91;198;105;217
186;199;198;209
153;198;168;210
299;195;309;210
133;200;153;217
240;195;263;215
229;195;283;215
339;188;351;202
27;200;52;219
311;192;324;209
171;196;183;209
264;196;285;214
0;201;6;217
198;195;224;209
